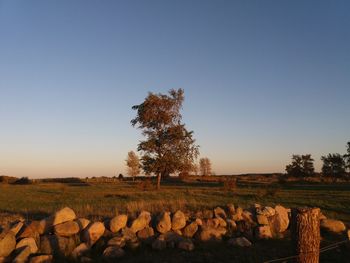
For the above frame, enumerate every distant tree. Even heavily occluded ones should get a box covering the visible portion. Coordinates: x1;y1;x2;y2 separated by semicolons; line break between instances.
118;173;124;180
285;154;315;177
131;89;199;189
344;142;350;172
321;153;346;179
199;157;212;176
301;154;315;176
192;163;199;176
126;151;141;181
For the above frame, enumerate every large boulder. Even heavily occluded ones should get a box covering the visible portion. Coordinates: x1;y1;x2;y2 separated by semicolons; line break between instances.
178;239;194;251
171;210;186;230
76;218;90;231
227;204;235;217
29;255;53;263
156;212;172;234
242;210;254;224
163;231;183;246
0;231;16;257
231;207;243;221
71;243;89;259
107;236;126;247
102;246;125;261
50;207;77;226
18;221;45;238
214;207;227;219
110;214;128;233
228;237;252;247
42;207;77;232
83;222;105;246
13;246;32;263
16;237;38;253
130;211;151;233
226;219;237;235
80;256;93;263
321;219;346;233
10;221;24;236
54;221;80;237
137;226;154;242
256;225;272;239
152;237;167;250
40;235;77;256
261;206;275;217
269;205;289;233
126;238;140;250
122;227;138;243
236;220;254;238
203;210;213;219
198;226;226;241
183;222;198;238
217;217;227;228
256;215;269;225
204;218;220;228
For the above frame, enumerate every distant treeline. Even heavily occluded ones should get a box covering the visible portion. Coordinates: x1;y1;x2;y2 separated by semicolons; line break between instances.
0;175;32;184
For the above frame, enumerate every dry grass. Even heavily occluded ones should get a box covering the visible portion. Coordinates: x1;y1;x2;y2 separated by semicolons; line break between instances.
0;179;349;225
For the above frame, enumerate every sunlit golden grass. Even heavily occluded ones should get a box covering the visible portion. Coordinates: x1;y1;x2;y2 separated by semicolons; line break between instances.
0;180;349;225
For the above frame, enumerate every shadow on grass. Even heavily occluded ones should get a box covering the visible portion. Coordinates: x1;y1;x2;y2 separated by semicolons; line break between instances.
40;177;91;187
0;208;50;221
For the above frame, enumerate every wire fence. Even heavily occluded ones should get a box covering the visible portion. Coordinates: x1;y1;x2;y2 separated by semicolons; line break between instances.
263;239;349;263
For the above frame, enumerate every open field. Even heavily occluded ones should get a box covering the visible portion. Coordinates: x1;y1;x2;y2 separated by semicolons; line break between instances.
1;178;350;223
1;178;349;262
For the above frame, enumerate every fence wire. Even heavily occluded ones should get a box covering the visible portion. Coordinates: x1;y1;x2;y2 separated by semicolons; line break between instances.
263;239;349;263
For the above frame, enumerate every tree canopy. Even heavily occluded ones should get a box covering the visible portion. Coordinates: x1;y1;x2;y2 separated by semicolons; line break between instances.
321;153;346;179
131;89;199;189
126;151;141;181
285;154;315;177
199;157;212;176
344;142;350;172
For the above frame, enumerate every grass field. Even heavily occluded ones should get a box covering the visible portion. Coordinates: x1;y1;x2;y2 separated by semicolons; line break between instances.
1;178;349;223
0;179;349;262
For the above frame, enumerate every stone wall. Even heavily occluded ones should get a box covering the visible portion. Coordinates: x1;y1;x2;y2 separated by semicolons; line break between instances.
0;204;348;262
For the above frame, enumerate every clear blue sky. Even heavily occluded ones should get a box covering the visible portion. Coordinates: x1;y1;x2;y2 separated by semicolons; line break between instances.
1;1;349;178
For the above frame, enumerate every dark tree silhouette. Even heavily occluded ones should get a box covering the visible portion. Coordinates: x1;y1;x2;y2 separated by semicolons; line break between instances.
286;154;315;177
321;153;346;179
131;89;199;189
344;141;350;172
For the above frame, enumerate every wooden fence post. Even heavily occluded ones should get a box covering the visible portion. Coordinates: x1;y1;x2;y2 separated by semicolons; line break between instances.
292;207;320;263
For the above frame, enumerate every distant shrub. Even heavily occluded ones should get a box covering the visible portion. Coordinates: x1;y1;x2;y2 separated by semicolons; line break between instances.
13;177;32;185
118;174;124;181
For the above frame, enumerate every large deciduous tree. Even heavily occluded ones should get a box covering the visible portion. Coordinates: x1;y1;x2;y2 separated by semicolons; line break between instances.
126;151;141;181
131;89;199;189
285;154;315;177
321;153;346;179
199;157;212;176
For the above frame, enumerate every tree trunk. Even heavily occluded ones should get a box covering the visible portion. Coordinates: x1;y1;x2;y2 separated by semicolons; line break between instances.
156;173;161;190
292;207;320;263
